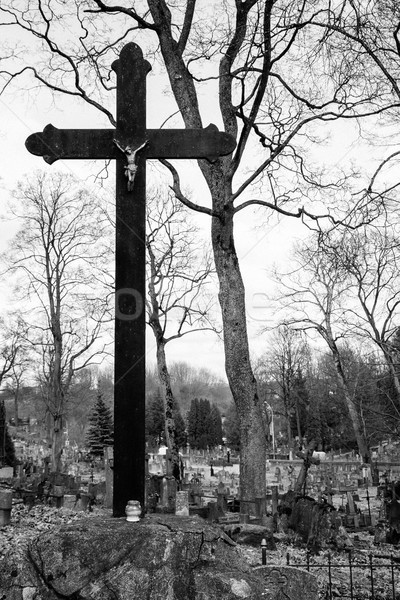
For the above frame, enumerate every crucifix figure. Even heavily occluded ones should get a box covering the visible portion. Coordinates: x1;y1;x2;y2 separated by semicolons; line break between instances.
113;139;148;190
25;42;236;517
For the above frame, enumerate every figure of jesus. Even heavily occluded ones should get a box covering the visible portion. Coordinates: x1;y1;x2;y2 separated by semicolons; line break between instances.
113;139;149;190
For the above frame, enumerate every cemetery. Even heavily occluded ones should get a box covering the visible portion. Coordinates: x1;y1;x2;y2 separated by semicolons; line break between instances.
3;432;400;598
2;5;400;599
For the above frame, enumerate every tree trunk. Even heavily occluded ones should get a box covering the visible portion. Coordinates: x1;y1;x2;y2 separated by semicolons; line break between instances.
286;413;292;451
147;234;181;481
211;202;266;510
0;402;5;465
295;396;302;441
50;325;64;473
14;387;19;428
51;414;64;473
147;0;267;509
331;348;370;463
156;340;180;480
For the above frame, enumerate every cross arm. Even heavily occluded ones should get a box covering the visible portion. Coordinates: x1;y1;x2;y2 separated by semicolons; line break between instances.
25;123;236;164
25;124;115;164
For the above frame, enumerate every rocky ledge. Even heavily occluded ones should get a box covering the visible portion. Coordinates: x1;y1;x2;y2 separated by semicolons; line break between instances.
0;513;277;599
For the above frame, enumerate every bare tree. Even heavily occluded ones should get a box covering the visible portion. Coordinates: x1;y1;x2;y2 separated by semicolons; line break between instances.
337;227;400;404
257;326;312;448
5;348;31;427
300;2;400;210
146;188;215;478
2;172;111;472
276;236;371;462
310;226;400;426
2;0;398;504
0;316;25;391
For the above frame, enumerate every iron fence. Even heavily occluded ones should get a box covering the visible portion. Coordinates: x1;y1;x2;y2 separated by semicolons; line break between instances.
284;550;400;599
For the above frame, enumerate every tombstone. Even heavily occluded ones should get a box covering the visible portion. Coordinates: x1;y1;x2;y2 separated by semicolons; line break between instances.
253;565;318;599
76;493;91;512
217;481;227;495
63;494;77;510
346;491;359;527
346;491;355;512
0;489;12;526
0;466;14;480
217;491;228;515
175;490;189;517
52;485;64;509
190;482;202;507
275;466;282;483
160;476;177;511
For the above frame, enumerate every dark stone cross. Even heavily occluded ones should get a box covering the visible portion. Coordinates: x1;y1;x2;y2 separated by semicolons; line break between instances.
25;42;235;517
294;442;321;495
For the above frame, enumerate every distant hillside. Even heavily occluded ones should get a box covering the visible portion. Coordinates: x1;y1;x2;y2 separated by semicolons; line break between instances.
146;362;233;417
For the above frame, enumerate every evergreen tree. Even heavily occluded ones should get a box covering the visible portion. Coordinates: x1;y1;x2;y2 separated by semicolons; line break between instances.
187;397;200;448
173;407;187;449
146;388;187;451
188;397;223;450
86;393;114;457
197;398;212;449
5;427;16;467
209;403;223;447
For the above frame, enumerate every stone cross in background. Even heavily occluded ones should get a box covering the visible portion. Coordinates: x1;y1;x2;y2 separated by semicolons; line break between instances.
25;42;236;517
294;442;321;495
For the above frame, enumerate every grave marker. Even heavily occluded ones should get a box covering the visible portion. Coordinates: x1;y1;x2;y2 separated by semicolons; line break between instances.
26;42;236;516
175;490;189;516
253;566;318;600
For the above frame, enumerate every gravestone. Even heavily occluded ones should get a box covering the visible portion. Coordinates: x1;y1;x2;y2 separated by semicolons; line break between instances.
63;494;77;510
0;489;12;526
346;490;360;527
253;566;318;600
160;476;177;511
175;490;189;516
0;466;13;480
275;466;281;483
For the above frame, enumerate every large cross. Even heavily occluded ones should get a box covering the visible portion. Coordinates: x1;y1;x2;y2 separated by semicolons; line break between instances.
25;42;235;517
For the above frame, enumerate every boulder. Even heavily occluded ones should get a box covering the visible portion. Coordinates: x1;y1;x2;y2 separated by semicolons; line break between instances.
0;514;276;599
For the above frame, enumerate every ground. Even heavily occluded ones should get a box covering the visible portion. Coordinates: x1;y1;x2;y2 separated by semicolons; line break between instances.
2;500;400;599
